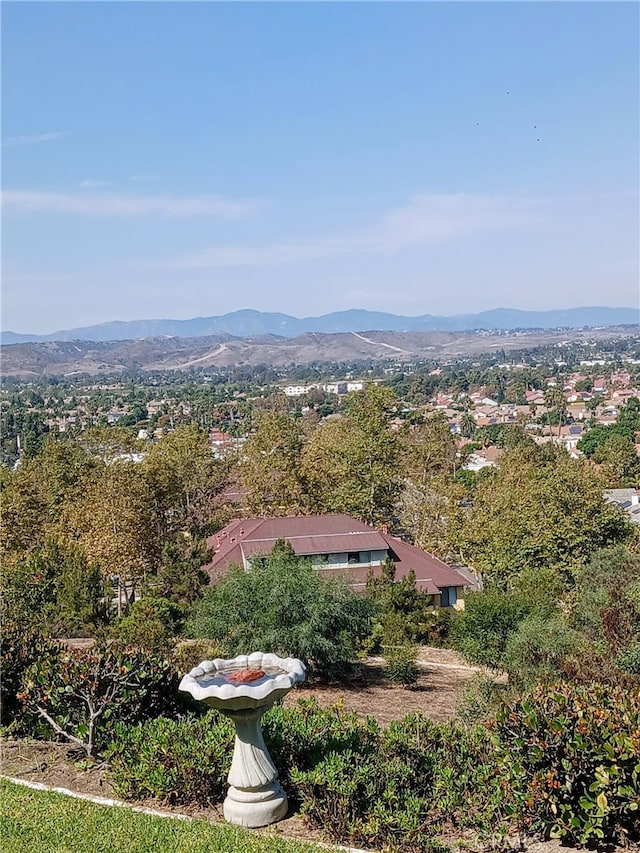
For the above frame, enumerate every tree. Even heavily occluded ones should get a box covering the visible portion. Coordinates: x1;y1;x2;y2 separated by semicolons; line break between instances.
78;425;140;463
455;444;632;589
396;413;461;555
186;540;372;678
240;412;307;516
141;424;228;535
302;385;401;525
571;546;640;680
401;413;457;487
365;558;443;649
0;543;105;636
459;412;476;439
60;462;161;613
594;433;640;486
450;587;541;671
544;386;568;436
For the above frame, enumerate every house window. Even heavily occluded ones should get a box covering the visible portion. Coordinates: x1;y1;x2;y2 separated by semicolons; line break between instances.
347;551;371;565
439;587;458;607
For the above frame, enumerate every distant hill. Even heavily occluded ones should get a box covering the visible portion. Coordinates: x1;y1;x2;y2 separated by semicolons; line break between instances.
2;306;638;344
2;326;638;379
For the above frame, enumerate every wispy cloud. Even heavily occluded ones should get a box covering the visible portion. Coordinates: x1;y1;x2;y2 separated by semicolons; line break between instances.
365;193;542;252
166;192;544;269
170;242;342;269
1;189;261;219
80;180;111;189
2;131;66;147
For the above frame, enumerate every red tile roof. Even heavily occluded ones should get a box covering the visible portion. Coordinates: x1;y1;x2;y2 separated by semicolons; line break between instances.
204;514;467;596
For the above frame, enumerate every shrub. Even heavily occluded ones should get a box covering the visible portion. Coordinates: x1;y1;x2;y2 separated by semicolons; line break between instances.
281;704;505;848
0;545;106;637
383;645;420;689
110;597;183;655
0;624;60;725
186;540;372;679
291;749;447;852
107;711;234;805
17;643;181;756
503;614;583;688
494;683;640;844
105;698;506;848
450;588;535;671
262;698;379;792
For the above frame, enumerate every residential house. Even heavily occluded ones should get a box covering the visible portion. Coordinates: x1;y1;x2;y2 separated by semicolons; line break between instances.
203;514;468;609
604;489;640;526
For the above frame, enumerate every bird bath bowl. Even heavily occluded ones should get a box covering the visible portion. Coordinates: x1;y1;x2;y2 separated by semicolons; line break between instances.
179;652;306;827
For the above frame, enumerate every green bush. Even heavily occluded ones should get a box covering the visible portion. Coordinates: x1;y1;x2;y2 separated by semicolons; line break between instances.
291;749;449;852
0;545;106;637
104;699;504;849
0;624;60;725
503;614;583;688
450;588;536;671
17;643;181;755
262;698;379;792
107;711;234;805
110;597;183;655
383;645;420;689
186;540;373;679
494;683;640;844
291;712;502;850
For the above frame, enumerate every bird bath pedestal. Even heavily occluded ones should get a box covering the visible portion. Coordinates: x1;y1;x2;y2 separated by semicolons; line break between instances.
179;653;306;828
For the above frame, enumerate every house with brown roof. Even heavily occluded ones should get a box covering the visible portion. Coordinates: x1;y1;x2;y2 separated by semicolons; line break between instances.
204;514;468;609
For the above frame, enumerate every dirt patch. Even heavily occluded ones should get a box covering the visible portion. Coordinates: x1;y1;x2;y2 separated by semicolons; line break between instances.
284;654;479;726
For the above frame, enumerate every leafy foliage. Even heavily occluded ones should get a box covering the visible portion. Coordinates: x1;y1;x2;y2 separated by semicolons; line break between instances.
0;543;106;636
240;412;307;516
0;624;60;724
570;545;640;682
450;588;538;671
302;385;401;525
383;644;420;689
365;559;442;650
456;443;632;589
17;643;181;756
109;597;184;655
187;541;372;678
494;683;640;844
107;711;234;805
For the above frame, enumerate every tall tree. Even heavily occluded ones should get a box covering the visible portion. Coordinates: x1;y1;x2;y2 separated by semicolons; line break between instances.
141;424;227;535
455;444;633;589
60;462;161;612
396;413;460;555
241;411;307;516
302;385;401;525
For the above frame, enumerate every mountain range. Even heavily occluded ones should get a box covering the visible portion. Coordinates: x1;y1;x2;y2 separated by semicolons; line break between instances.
2;326;637;379
2;306;638;345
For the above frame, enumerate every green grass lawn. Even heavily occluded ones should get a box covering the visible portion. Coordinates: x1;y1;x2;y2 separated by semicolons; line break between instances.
0;780;333;853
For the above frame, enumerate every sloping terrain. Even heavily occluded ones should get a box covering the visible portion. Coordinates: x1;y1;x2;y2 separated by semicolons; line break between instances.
1;326;637;377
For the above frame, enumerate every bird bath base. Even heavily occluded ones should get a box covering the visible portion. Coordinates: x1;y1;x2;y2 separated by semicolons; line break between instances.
222;705;288;827
178;654;306;829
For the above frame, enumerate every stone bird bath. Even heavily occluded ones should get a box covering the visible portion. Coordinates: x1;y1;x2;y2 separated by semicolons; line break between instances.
179;652;306;827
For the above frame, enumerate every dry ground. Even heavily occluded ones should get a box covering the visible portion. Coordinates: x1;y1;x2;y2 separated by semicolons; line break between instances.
283;647;485;726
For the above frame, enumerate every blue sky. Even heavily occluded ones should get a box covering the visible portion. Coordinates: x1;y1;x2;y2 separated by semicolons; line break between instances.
2;0;639;334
